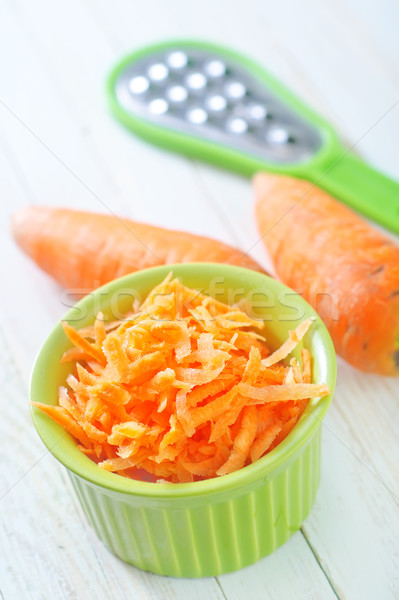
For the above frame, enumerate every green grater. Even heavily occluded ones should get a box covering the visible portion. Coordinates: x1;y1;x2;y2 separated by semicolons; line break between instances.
107;40;399;234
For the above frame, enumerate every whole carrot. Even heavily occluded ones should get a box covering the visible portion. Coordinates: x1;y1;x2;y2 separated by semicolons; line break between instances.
254;173;399;376
12;206;263;292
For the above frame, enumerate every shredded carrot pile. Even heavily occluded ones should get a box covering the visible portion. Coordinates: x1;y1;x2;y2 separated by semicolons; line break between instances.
32;274;330;483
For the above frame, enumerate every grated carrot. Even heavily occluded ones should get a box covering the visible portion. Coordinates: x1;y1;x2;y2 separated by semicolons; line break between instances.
32;274;329;482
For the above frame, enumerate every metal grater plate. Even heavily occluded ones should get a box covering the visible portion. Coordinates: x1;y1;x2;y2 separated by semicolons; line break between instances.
115;48;323;164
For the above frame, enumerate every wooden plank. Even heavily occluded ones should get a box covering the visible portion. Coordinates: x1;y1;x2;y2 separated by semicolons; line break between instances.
3;0;239;243
303;361;399;598
217;532;338;600
0;140;64;381
326;0;399;76
325;358;399;498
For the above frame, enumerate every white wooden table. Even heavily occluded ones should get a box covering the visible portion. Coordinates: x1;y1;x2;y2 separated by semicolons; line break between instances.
0;1;398;598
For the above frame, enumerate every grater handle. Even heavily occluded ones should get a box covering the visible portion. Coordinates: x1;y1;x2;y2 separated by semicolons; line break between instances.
311;151;399;235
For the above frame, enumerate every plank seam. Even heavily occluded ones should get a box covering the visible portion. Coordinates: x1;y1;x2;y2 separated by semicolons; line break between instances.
300;527;341;600
214;576;229;600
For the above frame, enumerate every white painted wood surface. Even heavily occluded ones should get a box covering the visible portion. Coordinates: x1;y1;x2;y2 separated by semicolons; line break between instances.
0;1;398;598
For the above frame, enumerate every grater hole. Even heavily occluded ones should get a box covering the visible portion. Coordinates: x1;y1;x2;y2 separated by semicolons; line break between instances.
166;51;188;70
204;59;226;78
267;126;290;144
225;117;248;134
186;107;208;124
129;75;150;95
148;63;169;82
224;81;246;100
149;98;169;115
167;85;188;103
205;95;227;112
186;72;207;91
247;103;267;121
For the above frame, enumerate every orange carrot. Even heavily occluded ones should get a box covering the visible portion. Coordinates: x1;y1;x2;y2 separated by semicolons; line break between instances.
31;275;329;482
62;321;106;366
216;406;259;476
254;173;399;376
12;206;264;292
30;402;91;447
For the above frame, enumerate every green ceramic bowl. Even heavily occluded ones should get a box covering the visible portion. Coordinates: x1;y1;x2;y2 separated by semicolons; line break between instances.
30;263;336;577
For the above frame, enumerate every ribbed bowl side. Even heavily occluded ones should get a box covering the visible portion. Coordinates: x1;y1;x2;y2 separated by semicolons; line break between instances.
68;429;322;577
